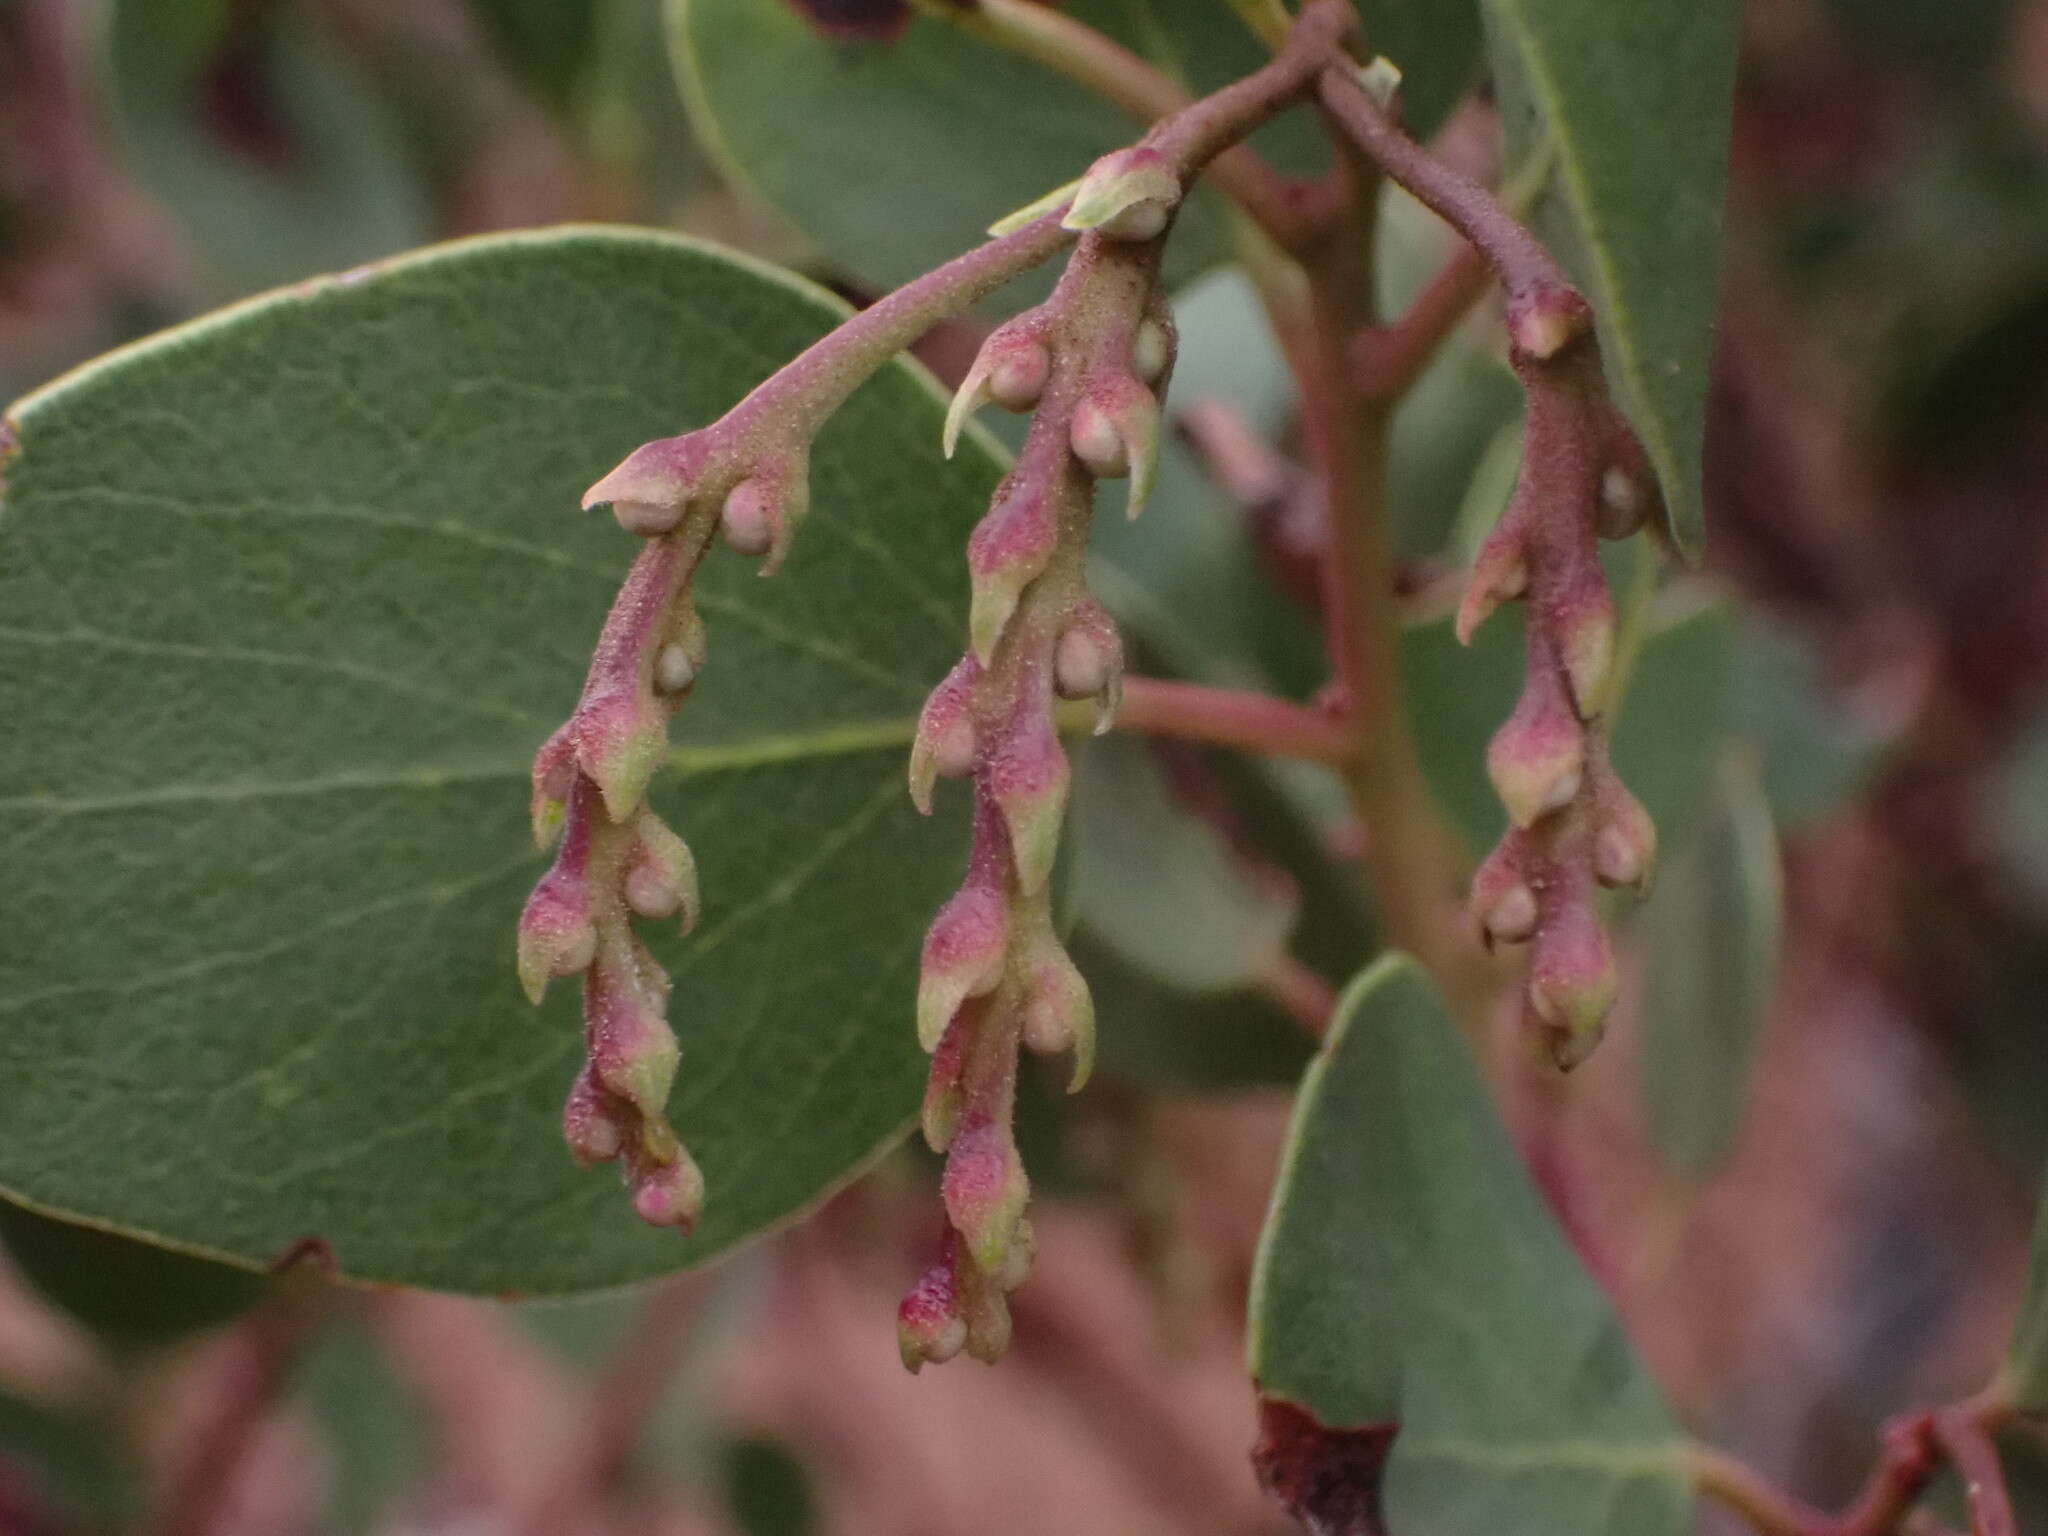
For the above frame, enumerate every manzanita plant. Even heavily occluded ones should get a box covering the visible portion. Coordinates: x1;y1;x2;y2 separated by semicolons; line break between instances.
3;0;2046;1532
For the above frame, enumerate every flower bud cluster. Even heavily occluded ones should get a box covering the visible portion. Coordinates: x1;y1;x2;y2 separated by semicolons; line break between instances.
1457;323;1661;1069
900;216;1175;1369
519;416;820;1231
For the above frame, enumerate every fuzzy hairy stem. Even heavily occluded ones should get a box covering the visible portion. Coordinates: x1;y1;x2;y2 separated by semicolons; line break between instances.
918;0;1346;252
1296;115;1493;1027
1316;64;1574;318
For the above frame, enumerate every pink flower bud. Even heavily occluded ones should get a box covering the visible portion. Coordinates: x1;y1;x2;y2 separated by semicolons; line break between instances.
1053;604;1123;730
1526;897;1619;1069
516;870;597;1005
562;1068;624;1167
1469;836;1539;949
1506;285;1591;362
916;875;1009;1051
966;480;1057;663
1062;146;1182;241
943;316;1053;459
1020;938;1095;1090
720;456;809;574
942;1119;1031;1274
987;704;1070;896
582;432;714;533
624;810;701;931
908;655;981;816
1486;676;1585;828
898;1258;967;1373
571;690;669;822
1592;776;1657;890
630;1152;704;1231
1069;375;1161;521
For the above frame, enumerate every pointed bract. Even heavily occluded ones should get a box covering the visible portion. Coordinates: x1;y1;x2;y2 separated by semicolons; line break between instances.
966;481;1058;663
942;1119;1031;1275
1063;146;1181;240
571;690;669;821
1069;376;1161;521
987;707;1070;895
916;878;1009;1051
516;871;597;1005
630;1151;704;1231
1486;675;1586;827
909;656;981;815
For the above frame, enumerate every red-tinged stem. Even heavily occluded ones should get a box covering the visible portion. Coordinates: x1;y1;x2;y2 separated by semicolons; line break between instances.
1111;677;1351;764
1260;952;1339;1037
1932;1404;2017;1536
922;0;1347;252
1315;65;1574;308
149;1252;331;1536
1687;1408;1951;1536
673;210;1079;459
1354;239;1493;403
520;1272;713;1536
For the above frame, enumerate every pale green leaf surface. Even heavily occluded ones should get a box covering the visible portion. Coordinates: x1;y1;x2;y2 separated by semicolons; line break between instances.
1070;734;1296;993
1248;955;1692;1535
1638;750;1784;1184
1483;0;1739;557
0;229;998;1294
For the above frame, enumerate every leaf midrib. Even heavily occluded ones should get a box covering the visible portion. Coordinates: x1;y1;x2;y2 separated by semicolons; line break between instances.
0;714;926;816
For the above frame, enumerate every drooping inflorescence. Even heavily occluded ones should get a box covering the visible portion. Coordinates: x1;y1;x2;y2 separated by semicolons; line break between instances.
1456;301;1661;1069
897;151;1181;1372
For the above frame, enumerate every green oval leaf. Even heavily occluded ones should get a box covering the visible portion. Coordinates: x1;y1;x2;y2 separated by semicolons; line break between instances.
1638;749;1784;1184
1248;955;1693;1536
0;228;1001;1294
1482;0;1739;558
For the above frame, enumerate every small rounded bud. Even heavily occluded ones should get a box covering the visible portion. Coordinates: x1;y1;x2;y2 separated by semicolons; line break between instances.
654;642;697;695
721;479;775;557
1054;622;1116;701
1484;883;1539;946
1071;399;1129;478
988;343;1052;410
563;1072;624;1166
1022;994;1073;1055
631;1155;704;1230
625;861;679;920
1541;765;1584;817
929;714;976;780
994;1215;1036;1292
1507;287;1591;361
1098;199;1171;241
1132;316;1175;385
1601;466;1641;521
613;499;683;537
